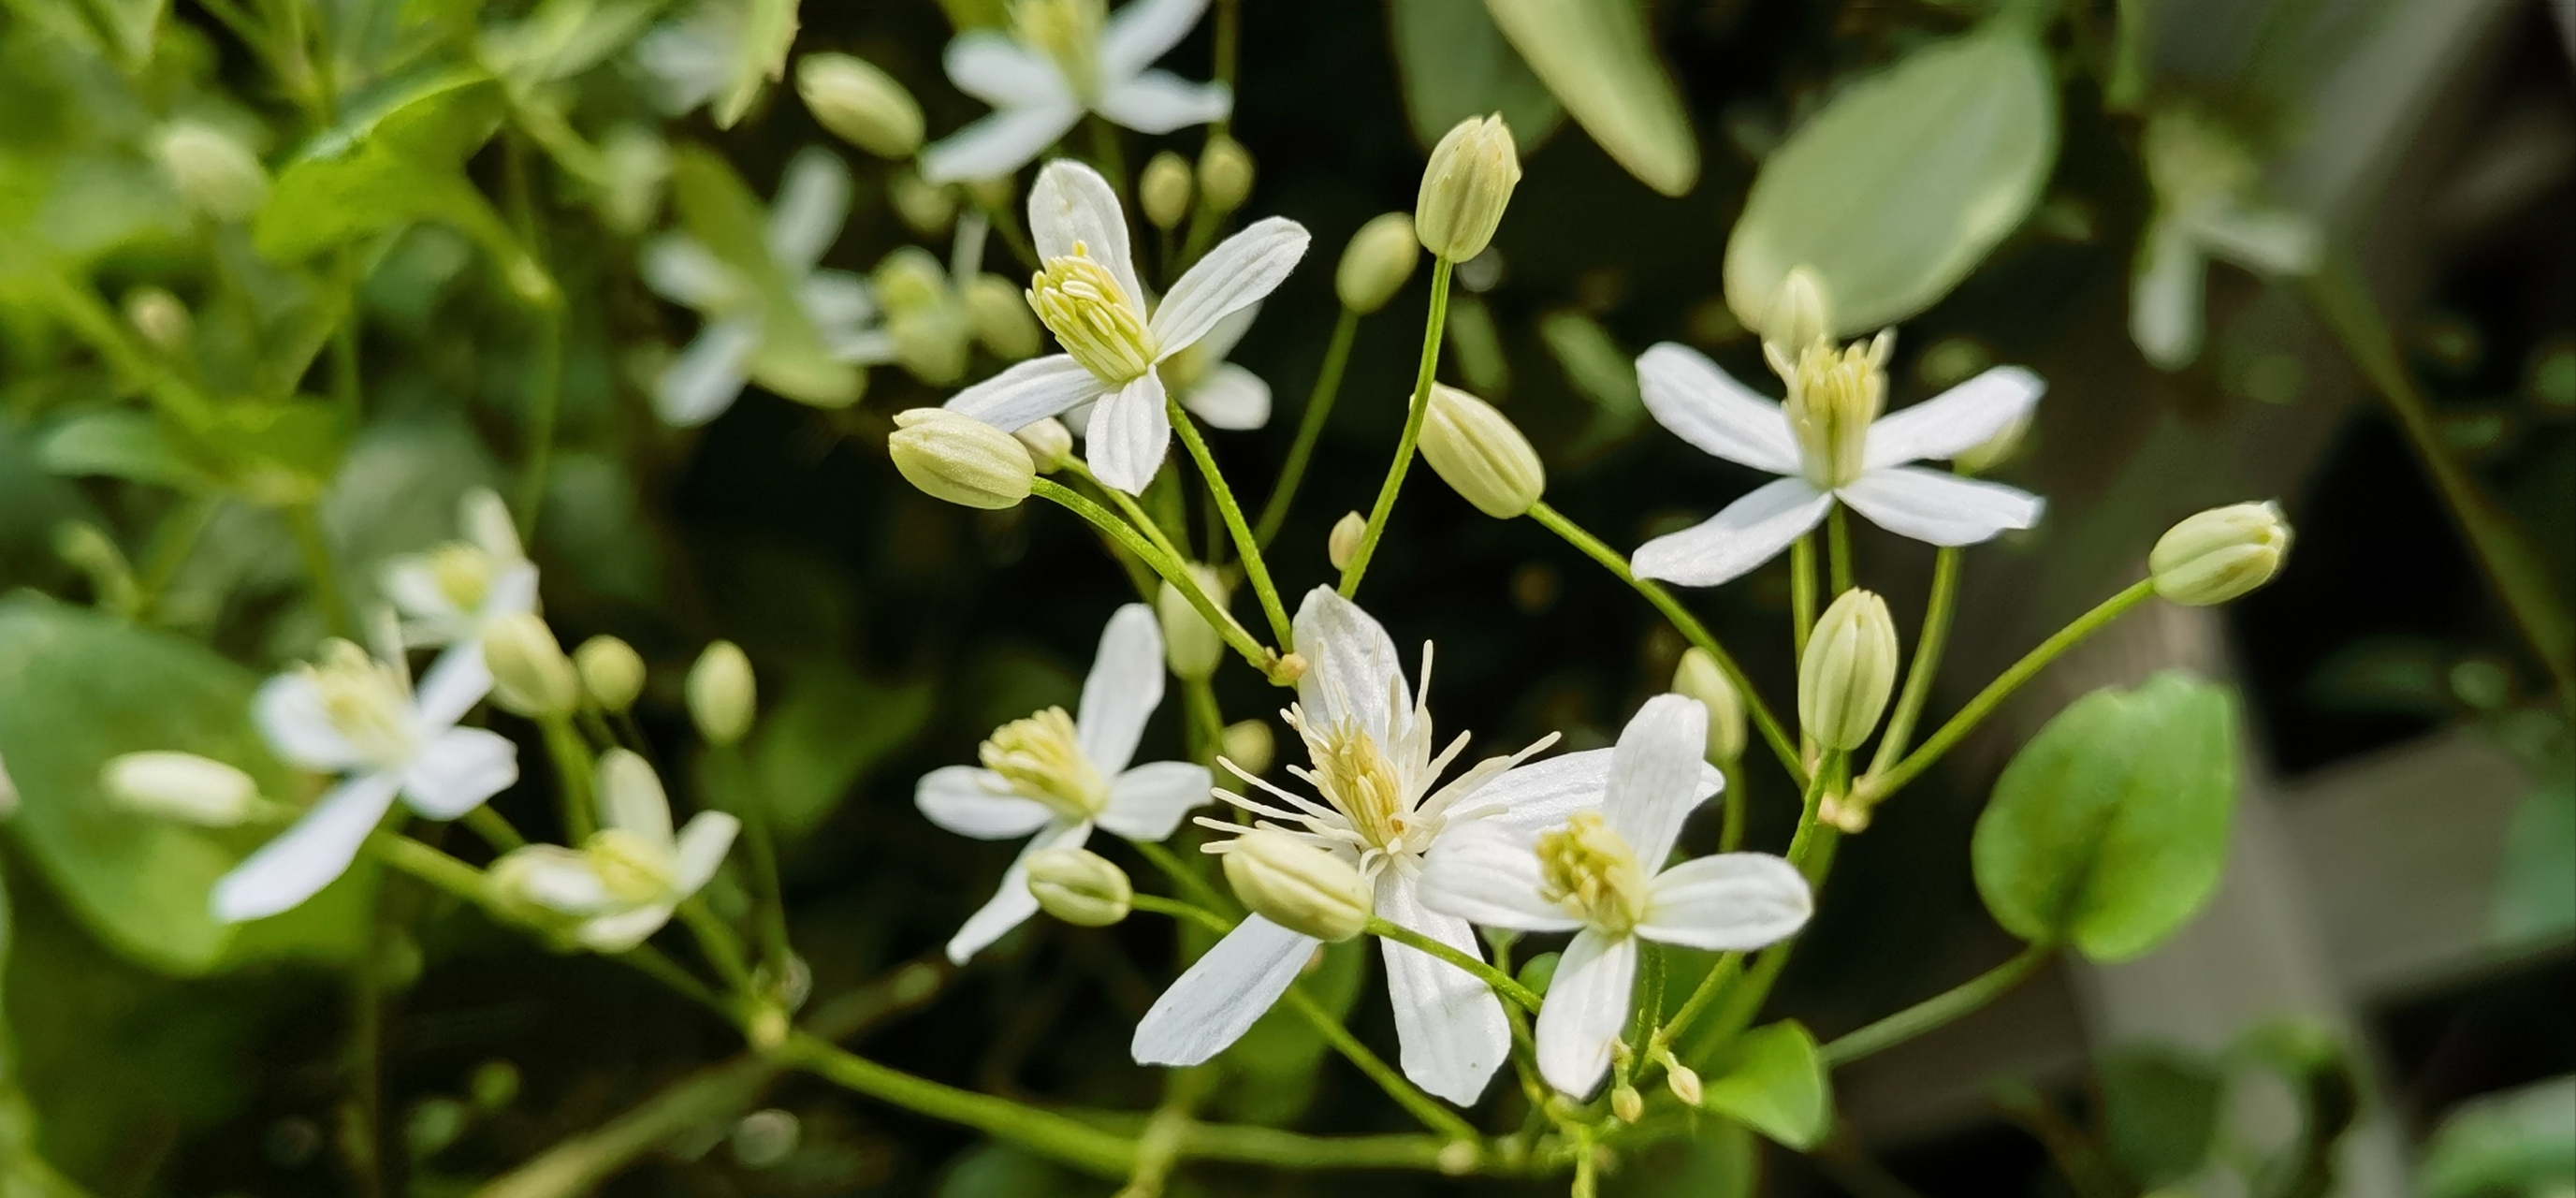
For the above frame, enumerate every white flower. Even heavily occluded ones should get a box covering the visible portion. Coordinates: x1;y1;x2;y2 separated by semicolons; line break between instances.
488;750;740;953
380;488;537;659
1631;338;2047;588
2132;112;2321;371
641;148;896;427
215;640;518;922
1130;588;1637;1106
917;604;1214;963
919;0;1230;184
633;0;794;128
944;161;1305;493
1420;694;1812;1097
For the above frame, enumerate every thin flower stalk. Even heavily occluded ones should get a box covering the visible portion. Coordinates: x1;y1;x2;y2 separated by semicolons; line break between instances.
1336;257;1452;597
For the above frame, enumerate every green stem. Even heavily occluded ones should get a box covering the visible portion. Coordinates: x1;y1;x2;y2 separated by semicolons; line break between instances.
1165;396;1293;647
1821;943;2051;1066
1283;986;1480;1142
711;745;794;980
1826;507;1853;594
1128;892;1231;935
539;715;597;841
1066;460;1191;567
1716;759;1746;854
1867;548;1960;780
680;899;756;994
1653;952;1742;1056
975;191;1041;272
1087;116;1128;193
464;806;527;853
1183;677;1224;768
516;305;563;540
1254;306;1361;547
1791;535;1818;659
285;503;353;638
1130;839;1230;915
791;1032;1138;1175
1032;478;1296;685
1337;257;1453;598
1366;916;1540;1013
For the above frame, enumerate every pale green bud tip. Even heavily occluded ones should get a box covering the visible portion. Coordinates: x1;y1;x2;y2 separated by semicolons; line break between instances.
1671;648;1747;764
796;54;924;158
1336;212;1419;314
1141;152;1194;230
1666;1062;1703;1106
1798;589;1899;752
1611;1085;1643;1123
687;640;757;746
1327;511;1366;571
1762;266;1834;351
1415;113;1521;262
964;274;1042;361
891;170;957;236
1220;829;1371;942
101;752;258;825
574;636;647;712
889;409;1036;509
484;613;581;717
1012;416;1074;471
2150;501;2291;606
1419;384;1544;518
1155;563;1230;681
1198;136;1255;213
1220;720;1275;776
124;287;193;354
1025;846;1133;927
153;120;269;220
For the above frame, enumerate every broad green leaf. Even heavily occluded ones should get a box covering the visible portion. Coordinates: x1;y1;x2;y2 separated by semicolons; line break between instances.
1972;671;2237;961
1481;0;1696;196
1696;1019;1831;1150
1390;0;1563;151
668;144;860;406
196;398;354;507
36;409;219;492
738;665;933;840
2418;1075;2575;1198
2100;1044;2225;1187
1605;1119;1754;1197
1445;293;1509;396
2490;767;2575;949
1725;25;2059;339
1211;939;1365;1126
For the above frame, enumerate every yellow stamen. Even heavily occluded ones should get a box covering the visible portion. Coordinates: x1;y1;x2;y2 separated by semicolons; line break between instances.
981;707;1108;820
1781;333;1891;489
1027;244;1157;384
309;639;418;768
427;543;495;612
1305;715;1415;855
1536;811;1649;936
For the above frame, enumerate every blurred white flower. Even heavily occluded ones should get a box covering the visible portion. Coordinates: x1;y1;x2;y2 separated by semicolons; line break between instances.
2132;111;2322;371
488;750;739;952
920;0;1230;184
633;0;795;128
380;489;537;665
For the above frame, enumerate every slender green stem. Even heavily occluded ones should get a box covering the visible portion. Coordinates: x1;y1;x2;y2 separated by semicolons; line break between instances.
516;304;564;539
1868;548;1960;780
1166;396;1293;647
1131;839;1230;915
1033;478;1296;684
285;503;353;638
1255;306;1361;546
369;831;488;902
1183;677;1224;767
1366;916;1540;1013
539;716;598;841
1821;943;2052;1066
711;745;795;980
14;247;218;427
1653;952;1743;1055
1065;460;1190;566
1717;759;1746;854
619;944;735;1020
1211;0;1240;102
1128;892;1231;935
1174;1125;1460;1172
1283;986;1480;1141
680;899;757;994
790;1031;1137;1174
464;806;527;853
1791;535;1818;659
1087;116;1128;192
1337;257;1453;598
1826;507;1853;594
975;191;1041;272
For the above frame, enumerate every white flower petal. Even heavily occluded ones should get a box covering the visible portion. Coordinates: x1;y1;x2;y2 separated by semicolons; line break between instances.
1632;476;1832;588
382;560;463;629
579;902;677;952
1472;748;1612;835
504;844;612;913
1098;761;1211;840
1637;343;1801;475
1149;217;1307;353
601;759;674;845
1419;824;1580;932
944;31;1070;110
917;766;1055;840
2188;203;2321;276
255;672;359;772
1534;929;1637;1098
1096;71;1230;134
1290;587;1410;750
946;354;1111;431
920;102;1084;185
1082;370;1171;494
671;811;741;895
400;727;517;819
1188;300;1259;364
2131;217;2205;372
1076;603;1165;775
945;820;1092;963
484;561;540;621
1028;160;1145;317
1179;362;1270;430
799;270;878;331
1131;914;1318;1065
1862;367;2046;471
656;318;760;427
1099;0;1211;80
1603;694;1712;868
765;148;851;271
414;644;494;731
1838;467;2044;547
1375;877;1509;1106
211;771;401;922
639;235;739;310
1638;854;1813;951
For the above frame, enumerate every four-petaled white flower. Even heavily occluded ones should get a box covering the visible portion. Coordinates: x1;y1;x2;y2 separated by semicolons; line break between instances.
2132;111;2321;372
1631;337;2048;589
380;489;537;665
917;603;1214;963
921;0;1230;184
944;160;1305;493
216;640;518;922
488;749;740;953
1421;694;1812;1097
1130;588;1636;1106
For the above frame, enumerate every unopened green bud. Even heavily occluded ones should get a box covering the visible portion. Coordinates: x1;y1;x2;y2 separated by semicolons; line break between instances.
1141;151;1193;230
1419;384;1543;518
2150;501;2291;606
1671;648;1746;764
124;287;193;355
484;613;581;717
891;169;956;237
1952;408;2031;475
964;273;1041;360
1335;212;1419;314
889;408;1036;509
574;636;647;712
687;640;757;746
1025;846;1132;927
1415;114;1520;262
1327;511;1365;571
795;53;924;158
596;125;672;235
1012;416;1073;471
1760;266;1833;352
1220;720;1274;776
966;173;1015;214
1156;562;1231;680
153;120;269;220
1197;136;1254;213
1222;829;1371;942
889;305;972;385
1666;1061;1703;1106
101;752;258;825
1798;590;1899;752
1611;1085;1643;1123
874;247;951;314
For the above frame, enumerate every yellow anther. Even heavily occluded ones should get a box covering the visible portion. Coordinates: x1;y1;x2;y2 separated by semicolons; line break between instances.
1536;811;1649;936
309;640;418;768
981;708;1108;819
1781;333;1892;489
1027;244;1157;383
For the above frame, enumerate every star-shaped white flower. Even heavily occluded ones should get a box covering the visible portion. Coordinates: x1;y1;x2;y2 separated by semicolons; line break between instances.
380;488;537;660
488;750;739;953
917;603;1214;963
1421;694;1812;1097
1632;338;2048;588
2132;112;2321;372
215;640;518;922
943;160;1304;493
1129;588;1637;1106
919;0;1230;184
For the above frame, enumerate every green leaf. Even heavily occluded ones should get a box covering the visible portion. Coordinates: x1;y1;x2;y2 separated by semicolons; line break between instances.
36;409;218;492
1725;25;2059;339
2418;1075;2575;1198
2490;767;2575;950
1389;0;1563;151
1972;671;2238;962
1604;1118;1754;1197
668;145;859;407
1696;1019;1831;1150
1480;0;1696;196
196;398;355;507
2099;1044;2224;1187
738;665;933;840
710;0;798;129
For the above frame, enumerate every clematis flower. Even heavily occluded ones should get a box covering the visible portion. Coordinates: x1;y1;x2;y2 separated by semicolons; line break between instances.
1631;335;2047;589
919;0;1230;184
487;750;739;953
944;160;1306;493
633;0;795;128
1131;588;1650;1106
380;489;537;663
2132;111;2321;371
917;604;1214;963
214;640;517;922
1420;694;1812;1097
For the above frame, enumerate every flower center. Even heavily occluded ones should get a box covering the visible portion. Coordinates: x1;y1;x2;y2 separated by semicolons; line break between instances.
1011;0;1104;99
309;640;419;768
1781;334;1888;489
981;707;1108;819
585;828;677;905
2144;112;2256;213
427;543;495;613
1536;811;1649;936
1027;243;1157;383
1305;715;1422;858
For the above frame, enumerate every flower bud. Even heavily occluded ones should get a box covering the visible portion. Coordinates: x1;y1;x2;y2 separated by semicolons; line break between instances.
1012;416;1073;471
1197;136;1254;213
891;169;956;237
596;125;671;235
1952;407;2031;475
1221;829;1370;942
1156;562;1231;681
964;273;1041;360
874;247;950;314
2150;501;2291;606
1760;266;1833;352
484;613;580;718
795;53;923;158
574;636;647;712
1419;384;1543;518
966;173;1016;213
688;640;757;747
1611;1085;1643;1123
124;287;193;355
1415;114;1520;262
889;305;972;385
101;752;258;825
1671;648;1746;764
1025;846;1132;927
889;409;1036;509
1327;511;1365;571
1335;212;1419;314
153;120;269;220
1141;151;1193;230
1220;720;1274;776
1666;1062;1703;1106
1799;590;1899;752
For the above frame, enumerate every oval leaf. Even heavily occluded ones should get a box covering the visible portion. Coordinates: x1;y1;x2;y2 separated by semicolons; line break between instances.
1481;0;1697;196
1696;1019;1831;1150
1390;0;1564;151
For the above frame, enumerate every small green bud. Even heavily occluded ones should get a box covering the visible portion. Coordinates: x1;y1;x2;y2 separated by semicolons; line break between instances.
1665;1061;1703;1106
596;125;672;235
687;640;757;747
889;408;1036;509
1012;416;1073;472
1415;114;1520;262
1221;829;1371;942
1611;1085;1643;1123
1197;135;1255;213
101;752;258;825
484;613;581;718
795;53;924;158
1220;720;1274;776
1670;648;1746;764
891;169;957;237
2150;501;2291;606
153;119;269;220
1419;384;1544;518
1759;266;1833;352
1025;846;1132;927
966;173;1016;214
124;287;193;355
1327;511;1365;571
1156;562;1231;681
963;273;1041;360
889;305;972;385
1798;589;1899;752
1335;212;1419;314
573;636;647;712
874;247;951;314
1141;151;1194;230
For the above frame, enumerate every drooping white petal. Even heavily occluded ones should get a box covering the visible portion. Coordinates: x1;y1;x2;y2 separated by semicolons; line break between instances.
2187;203;2321;276
947;354;1111;431
1375;877;1510;1106
640;236;741;310
211;771;401;922
1179;363;1270;430
1472;749;1613;835
504;844;613;913
484;561;540;621
671;811;742;895
601;760;675;846
1862;367;2046;471
1290;587;1410;751
1096;72;1230;134
1149;217;1308;354
578;902;677;952
1131;914;1317;1065
798;270;878;331
944;31;1071;110
1083;370;1172;495
1098;761;1214;840
415;644;495;731
945;819;1093;963
1028;160;1145;318
1637;854;1813;951
656;318;760;427
917;766;1055;840
1419;825;1580;932
1602;694;1712;868
1099;0;1212;80
920;102;1084;185
765;148;851;271
1632;476;1833;588
1838;467;2044;547
1534;928;1637;1097
400;727;517;819
255;672;359;772
1637;343;1801;475
1076;603;1165;775
2131;217;2205;372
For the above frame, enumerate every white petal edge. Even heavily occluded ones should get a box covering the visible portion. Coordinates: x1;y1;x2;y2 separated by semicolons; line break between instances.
1632;476;1833;589
1096;71;1231;134
211;771;401;922
946;354;1109;431
765;147;851;271
945;820;1092;963
579;903;677;953
414;643;495;731
1027;159;1145;319
1097;761;1213;841
639;235;739;309
2188;203;2321;276
917;766;1055;840
1179;363;1270;431
1290;587;1410;751
1863;366;2046;471
1637;343;1801;475
1082;370;1171;495
1838;467;2045;548
255;672;359;772
400;727;517;819
1076;603;1166;775
1637;854;1814;951
1534;929;1637;1098
1131;914;1317;1065
1099;0;1212;80
1472;748;1612;835
1603;694;1711;869
943;31;1071;110
1376;877;1509;1106
2131;217;2205;372
920;102;1084;186
1149;217;1308;355
671;811;742;895
656;318;759;427
1418;825;1580;932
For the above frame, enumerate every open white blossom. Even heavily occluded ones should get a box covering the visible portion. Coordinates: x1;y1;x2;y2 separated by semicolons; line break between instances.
1421;694;1812;1097
1131;588;1647;1106
945;160;1305;493
215;640;517;922
381;488;537;660
633;0;793;128
920;0;1230;184
918;604;1214;963
1632;337;2047;588
2132;111;2322;371
488;750;739;953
